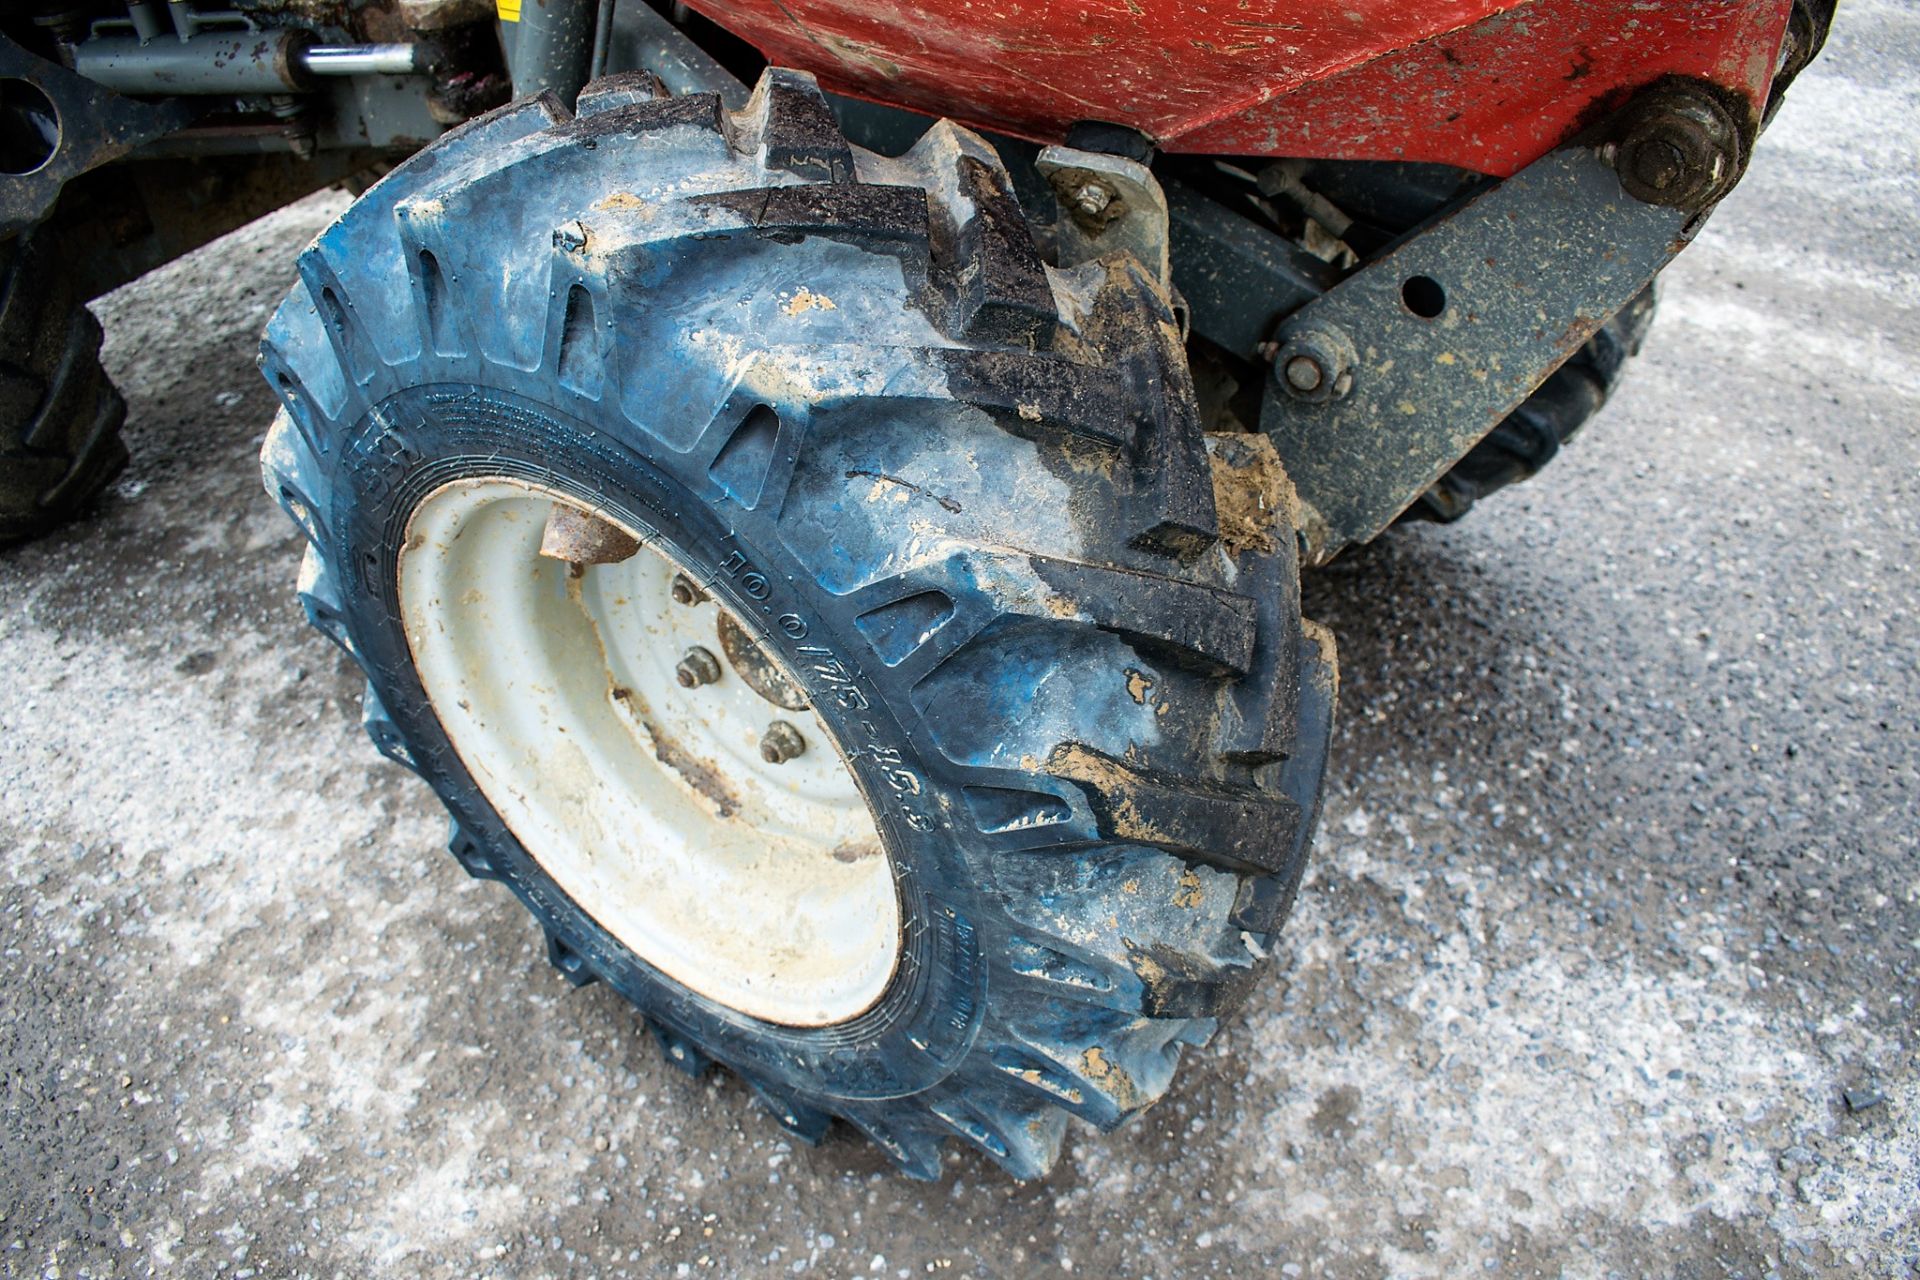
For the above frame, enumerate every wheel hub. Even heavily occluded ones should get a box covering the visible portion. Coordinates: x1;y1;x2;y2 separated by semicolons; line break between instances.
397;477;900;1027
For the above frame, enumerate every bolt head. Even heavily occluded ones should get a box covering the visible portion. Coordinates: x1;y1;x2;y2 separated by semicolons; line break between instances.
1284;355;1326;393
1273;325;1357;405
1628;138;1686;192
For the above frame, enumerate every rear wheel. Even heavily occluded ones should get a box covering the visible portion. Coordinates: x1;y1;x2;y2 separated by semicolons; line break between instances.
260;70;1333;1178
0;227;127;545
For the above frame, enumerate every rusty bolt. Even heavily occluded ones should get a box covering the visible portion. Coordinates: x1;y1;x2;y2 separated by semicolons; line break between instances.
1283;354;1325;394
1610;82;1746;212
675;646;722;688
1071;182;1113;218
669;573;706;606
1272;324;1357;405
1628;138;1687;193
759;720;806;764
1048;167;1128;233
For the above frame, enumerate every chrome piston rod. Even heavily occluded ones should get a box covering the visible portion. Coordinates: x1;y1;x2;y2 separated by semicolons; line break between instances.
72;34;421;96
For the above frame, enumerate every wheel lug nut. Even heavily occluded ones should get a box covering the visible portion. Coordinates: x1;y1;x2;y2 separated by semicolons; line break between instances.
669;573;706;606
675;646;722;688
760;720;805;764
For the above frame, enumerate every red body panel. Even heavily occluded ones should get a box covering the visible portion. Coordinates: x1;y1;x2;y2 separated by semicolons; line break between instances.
686;0;1791;176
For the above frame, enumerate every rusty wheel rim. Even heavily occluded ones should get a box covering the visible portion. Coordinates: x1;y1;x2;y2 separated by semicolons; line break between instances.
397;477;899;1027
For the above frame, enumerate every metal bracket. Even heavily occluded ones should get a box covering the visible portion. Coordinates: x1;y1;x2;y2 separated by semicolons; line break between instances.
605;0;750;109
1165;176;1335;361
0;35;197;236
1036;146;1171;290
1258;142;1694;564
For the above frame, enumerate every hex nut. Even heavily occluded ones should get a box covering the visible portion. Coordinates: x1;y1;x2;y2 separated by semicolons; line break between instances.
669;573;706;606
1611;83;1747;212
1072;182;1113;217
1047;166;1128;233
675;646;722;688
760;720;806;764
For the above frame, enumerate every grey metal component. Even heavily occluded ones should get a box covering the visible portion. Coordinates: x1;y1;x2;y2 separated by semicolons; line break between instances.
317;75;445;152
299;45;422;77
130;118;312;156
0;33;196;234
72;30;313;95
1256;160;1355;240
1165;177;1334;359
590;0;618;80
604;0;748;108
125;2;166;43
510;0;597;107
1259;144;1693;564
1036;145;1171;288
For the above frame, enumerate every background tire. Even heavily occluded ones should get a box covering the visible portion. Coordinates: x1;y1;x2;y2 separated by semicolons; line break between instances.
0;228;128;546
259;70;1333;1178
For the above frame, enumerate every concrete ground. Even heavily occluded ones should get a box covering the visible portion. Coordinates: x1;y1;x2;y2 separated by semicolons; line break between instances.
3;4;1916;1277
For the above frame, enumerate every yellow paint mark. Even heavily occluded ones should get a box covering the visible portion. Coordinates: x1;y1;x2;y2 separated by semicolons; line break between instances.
782;289;837;317
496;0;520;21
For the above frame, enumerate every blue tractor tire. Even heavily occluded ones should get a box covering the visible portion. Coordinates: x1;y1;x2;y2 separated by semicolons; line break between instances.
259;68;1333;1179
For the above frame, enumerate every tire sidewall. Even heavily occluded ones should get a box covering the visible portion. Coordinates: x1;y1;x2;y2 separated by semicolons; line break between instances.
327;378;988;1103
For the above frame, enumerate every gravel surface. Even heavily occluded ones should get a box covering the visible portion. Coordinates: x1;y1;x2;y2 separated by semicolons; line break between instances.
4;6;1916;1277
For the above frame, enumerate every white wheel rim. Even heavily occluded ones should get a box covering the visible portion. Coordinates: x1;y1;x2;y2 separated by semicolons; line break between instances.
397;477;900;1027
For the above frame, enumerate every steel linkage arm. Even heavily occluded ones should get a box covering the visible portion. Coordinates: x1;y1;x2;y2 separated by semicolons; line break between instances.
1259;81;1748;565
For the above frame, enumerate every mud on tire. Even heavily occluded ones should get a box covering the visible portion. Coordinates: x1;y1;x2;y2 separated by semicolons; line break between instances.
259;69;1333;1178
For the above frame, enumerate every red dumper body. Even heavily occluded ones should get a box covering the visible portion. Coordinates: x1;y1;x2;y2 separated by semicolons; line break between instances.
683;0;1792;174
